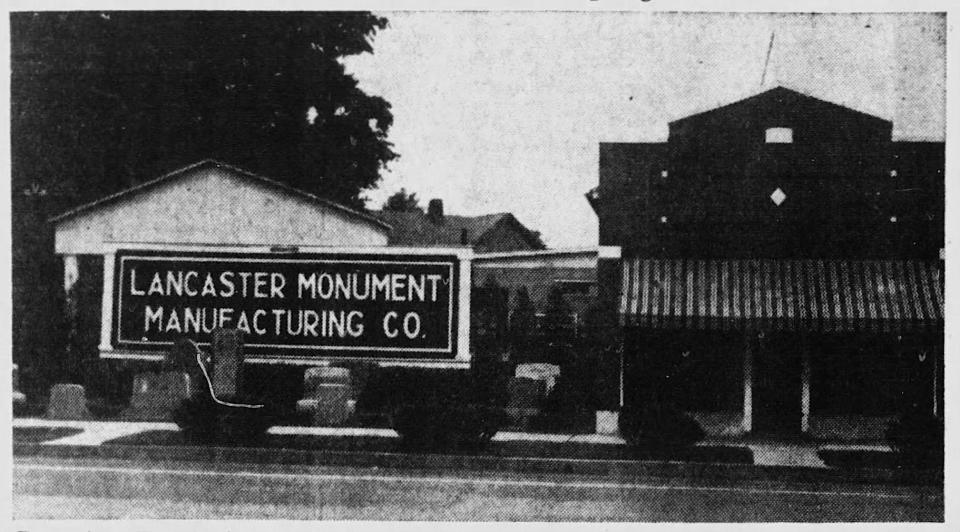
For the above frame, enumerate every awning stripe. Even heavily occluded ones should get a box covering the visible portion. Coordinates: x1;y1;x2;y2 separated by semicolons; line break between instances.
620;258;943;331
918;262;938;321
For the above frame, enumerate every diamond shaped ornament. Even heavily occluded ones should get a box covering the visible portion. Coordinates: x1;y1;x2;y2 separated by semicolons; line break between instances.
770;187;787;206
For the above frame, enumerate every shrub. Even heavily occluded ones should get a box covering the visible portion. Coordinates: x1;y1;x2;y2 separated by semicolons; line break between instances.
356;363;508;451
508;287;537;360
886;407;943;470
619;402;705;449
393;403;505;451
172;393;277;446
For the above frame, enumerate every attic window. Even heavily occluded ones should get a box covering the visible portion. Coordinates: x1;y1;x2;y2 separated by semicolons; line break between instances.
765;127;793;144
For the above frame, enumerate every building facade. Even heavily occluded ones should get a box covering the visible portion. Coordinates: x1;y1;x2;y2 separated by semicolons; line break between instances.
592;87;944;440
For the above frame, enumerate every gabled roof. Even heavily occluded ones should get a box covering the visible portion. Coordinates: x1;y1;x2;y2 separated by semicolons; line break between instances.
375;210;545;250
50;159;391;230
669;85;891;127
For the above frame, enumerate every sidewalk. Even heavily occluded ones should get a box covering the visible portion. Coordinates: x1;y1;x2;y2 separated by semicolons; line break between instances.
13;416;892;470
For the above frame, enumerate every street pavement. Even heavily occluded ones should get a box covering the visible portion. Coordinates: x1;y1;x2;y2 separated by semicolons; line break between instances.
14;417;867;468
13;455;943;521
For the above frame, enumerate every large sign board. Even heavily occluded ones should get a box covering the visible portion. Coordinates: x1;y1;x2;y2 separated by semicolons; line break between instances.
110;249;463;361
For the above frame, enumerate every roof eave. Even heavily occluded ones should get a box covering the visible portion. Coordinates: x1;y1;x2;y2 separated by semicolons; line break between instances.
48;159;392;232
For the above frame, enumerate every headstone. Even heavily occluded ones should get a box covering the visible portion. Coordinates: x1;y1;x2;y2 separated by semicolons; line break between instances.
121;371;193;420
297;367;353;426
304;366;352;390
210;329;244;396
297;384;352;425
508;377;546;410
515;363;561;394
13;364;26;406
505;377;546;429
166;338;199;372
46;383;93;420
595;410;620;435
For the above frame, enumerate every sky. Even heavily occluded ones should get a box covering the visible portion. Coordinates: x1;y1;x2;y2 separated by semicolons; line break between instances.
345;12;945;248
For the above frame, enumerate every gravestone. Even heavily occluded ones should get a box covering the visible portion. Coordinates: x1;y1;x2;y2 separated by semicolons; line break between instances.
121;371;193;420
46;383;93;420
515;363;561;394
505;377;546;429
210;329;244;397
297;366;353;425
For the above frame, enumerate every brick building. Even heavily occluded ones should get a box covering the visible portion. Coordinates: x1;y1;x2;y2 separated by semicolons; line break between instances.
591;86;943;440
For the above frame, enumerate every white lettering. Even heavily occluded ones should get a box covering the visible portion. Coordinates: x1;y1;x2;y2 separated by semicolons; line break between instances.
255;272;270;298
144;305;163;332
403;312;421;339
297;273;316;299
201;274;217;297
184;271;199;296
347;310;364;337
383;311;399;338
253;309;267;335
148;273;164;295
219;272;235;297
130;269;146;296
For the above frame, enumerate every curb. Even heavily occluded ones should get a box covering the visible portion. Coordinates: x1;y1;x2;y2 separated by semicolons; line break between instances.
14;442;941;487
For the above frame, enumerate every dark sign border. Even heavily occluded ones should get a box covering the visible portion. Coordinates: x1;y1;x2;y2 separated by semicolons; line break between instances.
111;249;460;360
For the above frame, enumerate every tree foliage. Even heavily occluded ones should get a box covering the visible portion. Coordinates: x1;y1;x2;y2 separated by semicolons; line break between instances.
10;11;397;393
11;11;397;210
508;286;537;357
382;187;423;212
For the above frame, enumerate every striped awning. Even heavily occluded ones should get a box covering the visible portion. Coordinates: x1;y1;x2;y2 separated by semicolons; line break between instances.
619;259;943;332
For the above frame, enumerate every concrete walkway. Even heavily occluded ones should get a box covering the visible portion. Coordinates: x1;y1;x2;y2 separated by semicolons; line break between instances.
14;417;891;469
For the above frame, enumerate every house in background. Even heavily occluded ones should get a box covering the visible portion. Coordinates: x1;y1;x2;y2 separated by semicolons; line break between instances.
591;86;943;440
376;199;546;252
377;199;614;321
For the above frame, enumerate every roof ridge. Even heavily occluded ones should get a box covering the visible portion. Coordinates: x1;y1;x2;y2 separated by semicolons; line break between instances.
49;159;390;230
668;84;891;125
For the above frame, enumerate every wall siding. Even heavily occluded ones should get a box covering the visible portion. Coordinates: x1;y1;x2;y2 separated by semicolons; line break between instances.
55;167;388;254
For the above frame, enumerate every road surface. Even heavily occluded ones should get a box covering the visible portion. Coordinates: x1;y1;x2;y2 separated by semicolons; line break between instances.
13;455;943;521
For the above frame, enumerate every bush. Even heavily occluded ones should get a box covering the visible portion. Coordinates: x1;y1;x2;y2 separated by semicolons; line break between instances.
393;403;505;451
619;402;705;449
172;393;277;446
356;363;508;451
886;408;943;470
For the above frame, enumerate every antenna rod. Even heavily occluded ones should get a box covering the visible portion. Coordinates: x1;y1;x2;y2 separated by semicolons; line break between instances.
761;32;775;86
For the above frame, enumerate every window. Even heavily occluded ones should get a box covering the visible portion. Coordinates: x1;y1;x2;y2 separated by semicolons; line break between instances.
765;127;793;144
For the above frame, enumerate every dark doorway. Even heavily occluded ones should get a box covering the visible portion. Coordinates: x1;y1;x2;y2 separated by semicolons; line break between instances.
752;332;802;436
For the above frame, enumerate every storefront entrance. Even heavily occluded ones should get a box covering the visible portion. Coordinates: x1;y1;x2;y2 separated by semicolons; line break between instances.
752;332;802;436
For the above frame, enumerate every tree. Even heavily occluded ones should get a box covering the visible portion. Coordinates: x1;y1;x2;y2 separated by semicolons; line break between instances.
542;286;575;365
10;11;397;395
11;11;397;210
382;188;423;212
508;287;537;360
471;276;510;358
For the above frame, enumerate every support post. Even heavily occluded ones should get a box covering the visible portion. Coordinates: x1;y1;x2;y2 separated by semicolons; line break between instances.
63;255;80;373
456;253;472;363
933;345;940;417
99;253;116;352
801;339;811;434
63;255;79;315
619;343;625;408
742;332;753;433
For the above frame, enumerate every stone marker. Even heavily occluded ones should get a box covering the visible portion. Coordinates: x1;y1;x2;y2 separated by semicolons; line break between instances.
297;366;353;426
505;377;546;429
46;383;93;420
595;410;620;435
210;329;244;397
515;363;561;394
121;371;193;420
13;364;26;406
